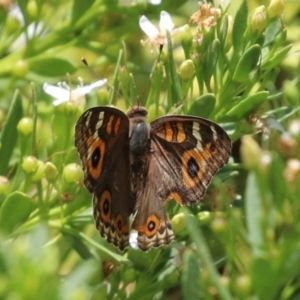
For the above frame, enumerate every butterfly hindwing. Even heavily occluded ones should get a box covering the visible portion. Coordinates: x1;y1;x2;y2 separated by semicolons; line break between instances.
131;157;175;251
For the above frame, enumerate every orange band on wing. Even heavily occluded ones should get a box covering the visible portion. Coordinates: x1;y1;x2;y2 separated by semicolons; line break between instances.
176;122;186;143
164;122;173;142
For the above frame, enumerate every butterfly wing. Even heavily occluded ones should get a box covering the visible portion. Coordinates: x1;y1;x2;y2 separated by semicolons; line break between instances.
131;158;175;251
149;115;232;206
131;115;231;251
75;107;135;251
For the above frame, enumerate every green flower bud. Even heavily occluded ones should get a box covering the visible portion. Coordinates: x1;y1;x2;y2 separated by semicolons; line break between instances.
17;117;34;136
171;212;186;234
210;214;227;234
231;275;252;297
267;0;284;19
220;276;230;288
63;163;83;182
6;15;21;33
12;60;29;78
0;176;10;195
31;160;45;182
178;24;192;43
197;211;213;225
240;135;262;169
44;162;58;182
251;6;266;34
179;59;195;82
22;156;39;173
26;0;38;19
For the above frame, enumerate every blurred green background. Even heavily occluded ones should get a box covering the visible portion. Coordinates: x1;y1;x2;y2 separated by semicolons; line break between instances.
0;0;300;299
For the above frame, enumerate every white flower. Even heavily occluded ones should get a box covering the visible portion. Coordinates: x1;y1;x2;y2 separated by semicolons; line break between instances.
129;232;139;250
139;11;184;50
43;78;107;106
9;5;46;52
148;0;161;5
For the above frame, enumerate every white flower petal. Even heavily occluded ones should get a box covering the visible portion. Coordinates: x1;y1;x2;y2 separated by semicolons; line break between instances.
129;232;139;249
139;15;159;39
267;118;285;133
159;11;174;32
52;98;70;106
80;78;107;94
149;0;161;5
43;83;70;100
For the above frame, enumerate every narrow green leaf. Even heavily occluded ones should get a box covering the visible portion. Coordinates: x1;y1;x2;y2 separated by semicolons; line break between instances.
220;16;229;46
263;19;283;47
166;31;183;106
188;93;216;118
184;209;232;300
0;191;33;234
226;91;269;119
203;39;220;91
268;153;287;210
262;44;292;71
245;172;264;256
233;44;261;82
232;0;248;54
109;49;123;105
63;231;94;260
182;250;201;300
71;0;94;25
31;83;38;151
250;257;278;299
30;57;76;76
0;90;23;175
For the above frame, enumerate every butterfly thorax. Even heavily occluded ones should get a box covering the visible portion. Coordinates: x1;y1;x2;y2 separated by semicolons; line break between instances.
128;106;151;193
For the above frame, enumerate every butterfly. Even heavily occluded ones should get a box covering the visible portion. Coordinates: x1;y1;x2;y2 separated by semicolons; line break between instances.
75;105;232;251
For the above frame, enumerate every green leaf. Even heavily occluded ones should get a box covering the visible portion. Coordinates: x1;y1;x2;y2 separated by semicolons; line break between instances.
0;191;33;234
188;93;216;118
63;230;94;260
166;31;183;107
226;91;269;119
233;44;261;82
184;210;232;300
30;57;76;76
245;172;264;256
0;90;23;175
268;153;287;210
220;16;229;46
182;250;201;300
263;19;283;47
262;44;292;71
71;0;95;25
232;0;248;55
250;257;278;299
203;39;220;91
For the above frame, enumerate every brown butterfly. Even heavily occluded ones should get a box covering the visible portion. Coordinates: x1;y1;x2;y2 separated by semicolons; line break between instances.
75;105;232;251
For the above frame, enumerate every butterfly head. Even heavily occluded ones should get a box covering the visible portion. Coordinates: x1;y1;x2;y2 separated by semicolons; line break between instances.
127;105;148;119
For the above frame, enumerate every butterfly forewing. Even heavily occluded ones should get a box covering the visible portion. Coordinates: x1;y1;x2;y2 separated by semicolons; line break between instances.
75;107;135;251
149;116;232;205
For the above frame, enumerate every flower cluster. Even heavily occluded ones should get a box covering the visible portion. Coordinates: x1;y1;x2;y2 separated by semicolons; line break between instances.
190;1;221;30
